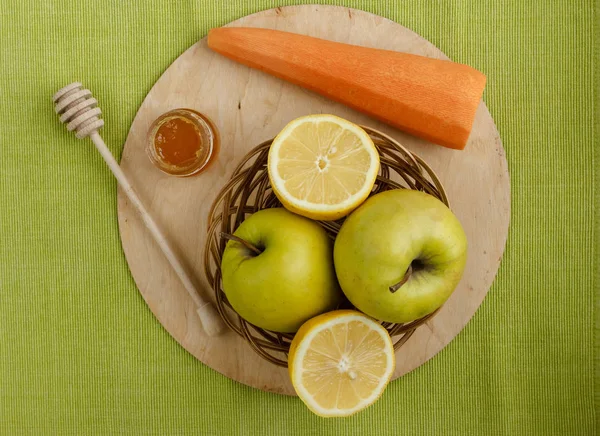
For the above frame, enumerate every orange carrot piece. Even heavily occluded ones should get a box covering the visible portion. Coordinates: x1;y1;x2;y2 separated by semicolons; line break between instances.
207;27;486;150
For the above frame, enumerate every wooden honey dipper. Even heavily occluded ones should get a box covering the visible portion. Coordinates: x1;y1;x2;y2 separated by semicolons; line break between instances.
53;82;226;337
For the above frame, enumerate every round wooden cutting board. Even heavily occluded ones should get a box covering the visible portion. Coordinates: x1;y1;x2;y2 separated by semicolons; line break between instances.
117;5;510;395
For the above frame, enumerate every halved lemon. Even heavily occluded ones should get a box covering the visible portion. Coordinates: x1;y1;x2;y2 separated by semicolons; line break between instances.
288;310;395;417
268;115;380;221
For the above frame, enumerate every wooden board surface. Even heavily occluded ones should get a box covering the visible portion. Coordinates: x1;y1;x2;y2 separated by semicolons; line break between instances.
117;5;510;396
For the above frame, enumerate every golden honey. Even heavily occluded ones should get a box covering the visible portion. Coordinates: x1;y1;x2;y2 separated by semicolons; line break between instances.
146;109;219;177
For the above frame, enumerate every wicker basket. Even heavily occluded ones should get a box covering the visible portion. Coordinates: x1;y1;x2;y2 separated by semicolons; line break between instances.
203;126;448;367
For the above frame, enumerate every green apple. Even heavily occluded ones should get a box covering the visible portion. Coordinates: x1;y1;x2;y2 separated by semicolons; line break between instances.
334;189;467;323
221;208;342;333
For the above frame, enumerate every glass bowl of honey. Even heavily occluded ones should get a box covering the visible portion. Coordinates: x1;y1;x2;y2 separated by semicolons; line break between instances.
146;109;219;177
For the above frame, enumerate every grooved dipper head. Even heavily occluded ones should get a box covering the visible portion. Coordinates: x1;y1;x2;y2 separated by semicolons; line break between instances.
54;82;104;139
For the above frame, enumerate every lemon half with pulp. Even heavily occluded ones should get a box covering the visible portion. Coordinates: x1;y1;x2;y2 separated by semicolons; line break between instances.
268;115;380;221
288;310;395;417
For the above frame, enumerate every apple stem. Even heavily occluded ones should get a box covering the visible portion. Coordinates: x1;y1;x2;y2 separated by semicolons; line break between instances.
389;265;413;293
220;232;262;255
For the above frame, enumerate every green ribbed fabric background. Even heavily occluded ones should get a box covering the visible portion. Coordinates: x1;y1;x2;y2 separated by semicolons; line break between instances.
0;1;597;434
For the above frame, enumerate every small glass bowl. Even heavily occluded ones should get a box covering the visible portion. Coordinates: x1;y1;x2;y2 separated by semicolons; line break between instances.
146;109;219;177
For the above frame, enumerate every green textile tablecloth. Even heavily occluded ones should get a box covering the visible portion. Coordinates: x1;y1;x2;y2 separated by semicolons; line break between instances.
0;1;597;434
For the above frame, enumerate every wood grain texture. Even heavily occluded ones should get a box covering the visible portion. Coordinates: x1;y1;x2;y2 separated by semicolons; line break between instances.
117;5;510;396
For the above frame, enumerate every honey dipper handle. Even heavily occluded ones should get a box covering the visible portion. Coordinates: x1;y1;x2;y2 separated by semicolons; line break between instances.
89;132;226;337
